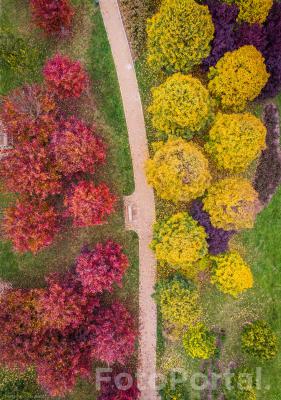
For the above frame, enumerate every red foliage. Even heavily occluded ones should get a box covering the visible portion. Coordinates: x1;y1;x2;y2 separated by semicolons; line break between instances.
91;302;136;365
1;84;58;144
76;241;129;295
35;331;94;397
37;272;99;330
98;372;140;400
43;54;89;99
3;199;60;254
64;181;116;227
0;140;61;199
30;0;74;36
0;259;136;397
51;116;106;176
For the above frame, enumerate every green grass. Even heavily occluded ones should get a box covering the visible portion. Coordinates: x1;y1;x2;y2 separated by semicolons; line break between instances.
135;55;281;400
0;2;138;399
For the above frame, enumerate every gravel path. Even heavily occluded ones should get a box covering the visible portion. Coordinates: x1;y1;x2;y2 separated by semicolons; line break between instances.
99;2;158;399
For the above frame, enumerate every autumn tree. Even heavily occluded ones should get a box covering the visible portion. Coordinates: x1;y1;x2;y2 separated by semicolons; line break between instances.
30;0;74;36
1;84;57;144
0;140;61;199
51;116;106;176
98;371;140;400
151;212;208;268
203;178;261;231
147;0;214;73
91;302;136;365
64;181;116;227
208;45;269;111
76;241;129;295
146;137;211;203
148;73;213;137
205;112;266;172
43;54;89;99
3;200;60;254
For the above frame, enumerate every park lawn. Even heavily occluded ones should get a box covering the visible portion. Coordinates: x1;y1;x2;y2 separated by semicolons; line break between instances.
0;2;138;399
135;55;281;399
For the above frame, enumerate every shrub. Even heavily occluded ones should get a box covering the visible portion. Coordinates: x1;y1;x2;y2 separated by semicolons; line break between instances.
241;320;278;360
76;241;129;295
223;368;257;400
148;73;213;137
0;368;42;400
51;116;106;176
151;212;208;267
64;181;116;227
233;0;273;24
1;84;57;144
154;275;202;331
190;200;236;255
202;0;238;69
208;45;269;111
30;0;74;36
3;200;60;254
261;2;281;98
182;323;216;359
0;30;37;74
235;23;267;53
147;0;214;73
210;251;254;297
0;140;61;199
146;137;211;203
203;178;261;231
119;0;159;58
159;374;189;400
205;112;266;172
91;302;136;365
43;54;88;99
254;104;281;205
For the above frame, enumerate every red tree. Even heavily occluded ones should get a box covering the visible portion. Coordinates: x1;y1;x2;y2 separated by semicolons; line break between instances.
64;181;116;227
51;116;106;176
76;241;129;295
37;272;99;331
1;84;58;144
43;54;89;99
98;370;140;400
91;302;136;365
30;0;74;36
3;199;60;254
0;140;61;199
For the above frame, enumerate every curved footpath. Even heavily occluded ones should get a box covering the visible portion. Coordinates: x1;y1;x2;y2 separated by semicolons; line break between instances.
99;1;158;399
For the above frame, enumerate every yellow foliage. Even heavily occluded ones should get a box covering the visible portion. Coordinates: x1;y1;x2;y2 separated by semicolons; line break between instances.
182;323;216;359
154;276;202;330
151;212;208;267
211;251;254;297
230;0;273;24
205;112;267;172
146;0;214;73
203;178;261;231
146;137;212;203
208;45;269;111
148;73;213;137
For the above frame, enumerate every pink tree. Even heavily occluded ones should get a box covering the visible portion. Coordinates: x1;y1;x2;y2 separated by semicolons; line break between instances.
43;54;89;99
76;241;129;294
